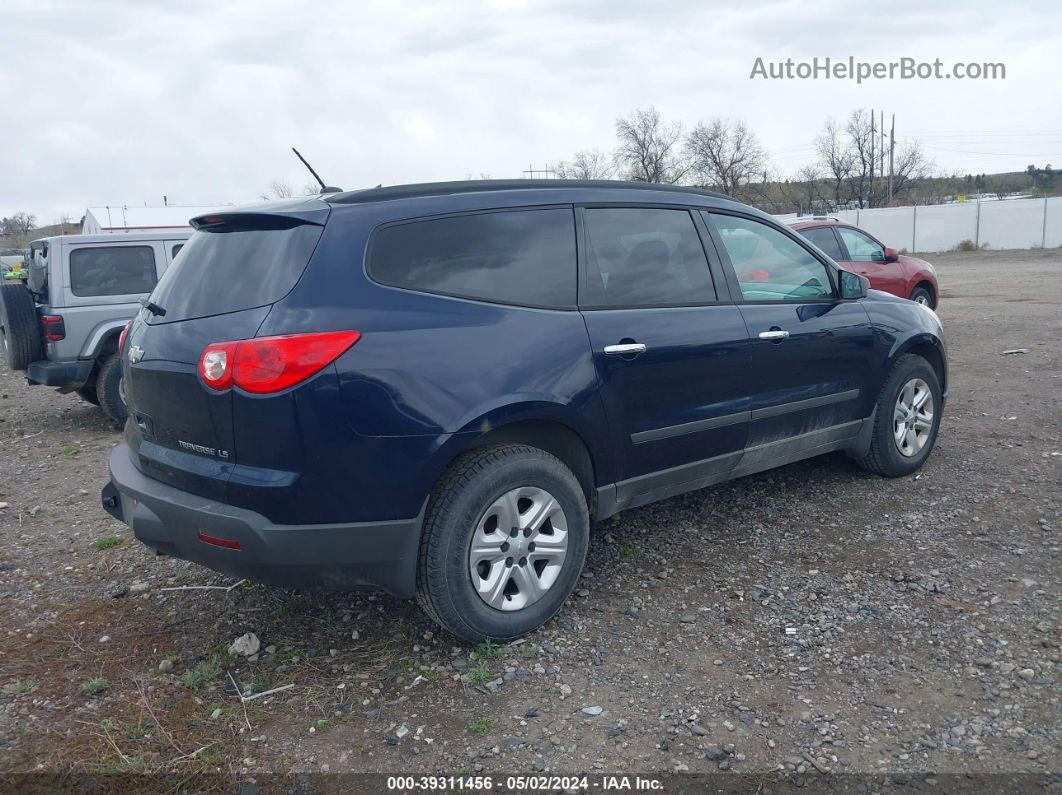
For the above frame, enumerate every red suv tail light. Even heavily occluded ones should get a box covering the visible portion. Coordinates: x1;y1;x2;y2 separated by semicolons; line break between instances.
198;330;361;394
118;321;131;352
41;315;66;342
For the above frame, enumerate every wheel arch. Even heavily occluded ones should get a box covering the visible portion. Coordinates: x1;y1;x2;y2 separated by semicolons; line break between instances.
426;406;607;521
910;279;937;307
79;319;127;360
889;333;947;396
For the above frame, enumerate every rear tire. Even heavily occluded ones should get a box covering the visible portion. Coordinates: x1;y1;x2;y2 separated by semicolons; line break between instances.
909;285;934;307
96;353;127;425
857;354;942;477
0;283;42;370
416;444;589;643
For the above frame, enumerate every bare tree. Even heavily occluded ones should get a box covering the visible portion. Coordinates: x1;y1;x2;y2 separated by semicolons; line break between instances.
259;181;295;200
814;117;858;210
686;119;766;202
554;149;615;180
776;164;825;215
614;107;688;184
844;109;875;208
889;140;931;201
1;212;37;243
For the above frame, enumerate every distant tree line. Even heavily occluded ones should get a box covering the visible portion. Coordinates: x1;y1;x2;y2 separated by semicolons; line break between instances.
1;212;38;244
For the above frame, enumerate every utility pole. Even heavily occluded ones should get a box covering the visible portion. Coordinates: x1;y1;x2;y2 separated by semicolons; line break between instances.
888;114;895;205
522;164;556;179
870;111;875;209
880;111;886;201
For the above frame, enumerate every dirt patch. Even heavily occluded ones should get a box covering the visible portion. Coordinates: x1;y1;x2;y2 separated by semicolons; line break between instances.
1;249;1059;787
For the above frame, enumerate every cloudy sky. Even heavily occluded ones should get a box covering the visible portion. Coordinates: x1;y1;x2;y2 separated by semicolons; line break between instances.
2;0;1059;223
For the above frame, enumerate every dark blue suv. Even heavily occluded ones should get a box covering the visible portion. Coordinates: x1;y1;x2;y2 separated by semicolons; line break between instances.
102;180;946;642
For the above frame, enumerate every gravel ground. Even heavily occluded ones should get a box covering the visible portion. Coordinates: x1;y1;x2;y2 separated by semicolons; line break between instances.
0;247;1058;790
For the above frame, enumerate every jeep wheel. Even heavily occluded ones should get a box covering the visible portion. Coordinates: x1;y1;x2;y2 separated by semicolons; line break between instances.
857;354;942;477
0;283;42;370
416;444;589;643
96;353;127;425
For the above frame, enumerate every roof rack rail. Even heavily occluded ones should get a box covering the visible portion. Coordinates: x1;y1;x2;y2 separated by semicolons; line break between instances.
325;179;732;205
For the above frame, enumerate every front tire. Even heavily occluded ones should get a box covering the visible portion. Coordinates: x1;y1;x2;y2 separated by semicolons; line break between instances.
857;354;942;477
96;353;127;425
909;285;934;307
416;444;589;643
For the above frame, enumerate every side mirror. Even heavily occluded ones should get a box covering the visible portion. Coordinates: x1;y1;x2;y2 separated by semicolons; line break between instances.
838;269;869;299
883;246;899;262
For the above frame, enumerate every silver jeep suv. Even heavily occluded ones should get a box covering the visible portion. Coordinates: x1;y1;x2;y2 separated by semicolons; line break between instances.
0;231;190;423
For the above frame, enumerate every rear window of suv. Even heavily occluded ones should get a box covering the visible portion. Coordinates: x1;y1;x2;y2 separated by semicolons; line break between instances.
368;208;577;308
147;217;323;323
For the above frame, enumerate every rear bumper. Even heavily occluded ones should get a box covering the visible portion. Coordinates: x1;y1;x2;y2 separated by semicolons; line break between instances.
102;443;422;597
26;358;93;387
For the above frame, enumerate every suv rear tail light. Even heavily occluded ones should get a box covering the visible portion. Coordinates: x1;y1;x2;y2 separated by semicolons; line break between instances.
198;330;361;394
41;315;65;342
118;321;131;352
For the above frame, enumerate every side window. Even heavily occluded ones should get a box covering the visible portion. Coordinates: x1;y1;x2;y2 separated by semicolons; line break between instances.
836;227;884;262
69;246;158;297
172;243;184;258
797;226;845;261
368;208;576;308
581;208;715;307
707;213;834;302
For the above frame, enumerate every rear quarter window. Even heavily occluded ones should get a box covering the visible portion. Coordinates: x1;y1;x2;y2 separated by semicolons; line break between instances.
69;246;157;297
367;208;577;308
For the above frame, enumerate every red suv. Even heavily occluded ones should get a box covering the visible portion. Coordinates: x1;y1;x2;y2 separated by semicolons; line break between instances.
789;218;938;307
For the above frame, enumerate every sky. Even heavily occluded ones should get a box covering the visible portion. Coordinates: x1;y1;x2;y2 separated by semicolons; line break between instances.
1;0;1060;223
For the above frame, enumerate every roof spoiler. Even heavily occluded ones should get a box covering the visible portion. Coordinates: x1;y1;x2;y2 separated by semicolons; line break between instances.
190;200;330;230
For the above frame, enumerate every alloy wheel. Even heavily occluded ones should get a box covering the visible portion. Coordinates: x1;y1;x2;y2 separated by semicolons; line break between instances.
893;377;934;457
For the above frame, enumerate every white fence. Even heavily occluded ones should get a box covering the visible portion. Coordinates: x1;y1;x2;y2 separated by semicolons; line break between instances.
777;197;1062;254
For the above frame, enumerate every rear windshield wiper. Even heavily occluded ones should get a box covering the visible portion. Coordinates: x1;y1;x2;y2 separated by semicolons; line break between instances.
139;298;166;317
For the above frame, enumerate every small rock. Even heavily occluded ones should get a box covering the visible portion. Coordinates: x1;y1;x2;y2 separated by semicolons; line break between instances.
210;707;222;720
229;632;261;657
395;725;409;739
99;635;111;643
558;684;572;698
680;613;696;623
0;502;8;510
581;706;603;716
129;581;150;595
690;724;709;736
1027;750;1039;760
1018;668;1035;681
705;745;727;761
158;659;173;673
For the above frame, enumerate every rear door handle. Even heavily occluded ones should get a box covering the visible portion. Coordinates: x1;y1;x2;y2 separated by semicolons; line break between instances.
758;330;790;340
604;343;647;355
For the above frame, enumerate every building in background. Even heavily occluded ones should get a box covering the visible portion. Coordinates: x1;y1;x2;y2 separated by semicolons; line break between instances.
81;205;225;235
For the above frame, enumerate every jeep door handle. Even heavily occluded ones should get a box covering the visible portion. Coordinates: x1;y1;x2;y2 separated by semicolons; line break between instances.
758;330;790;340
604;343;647;355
